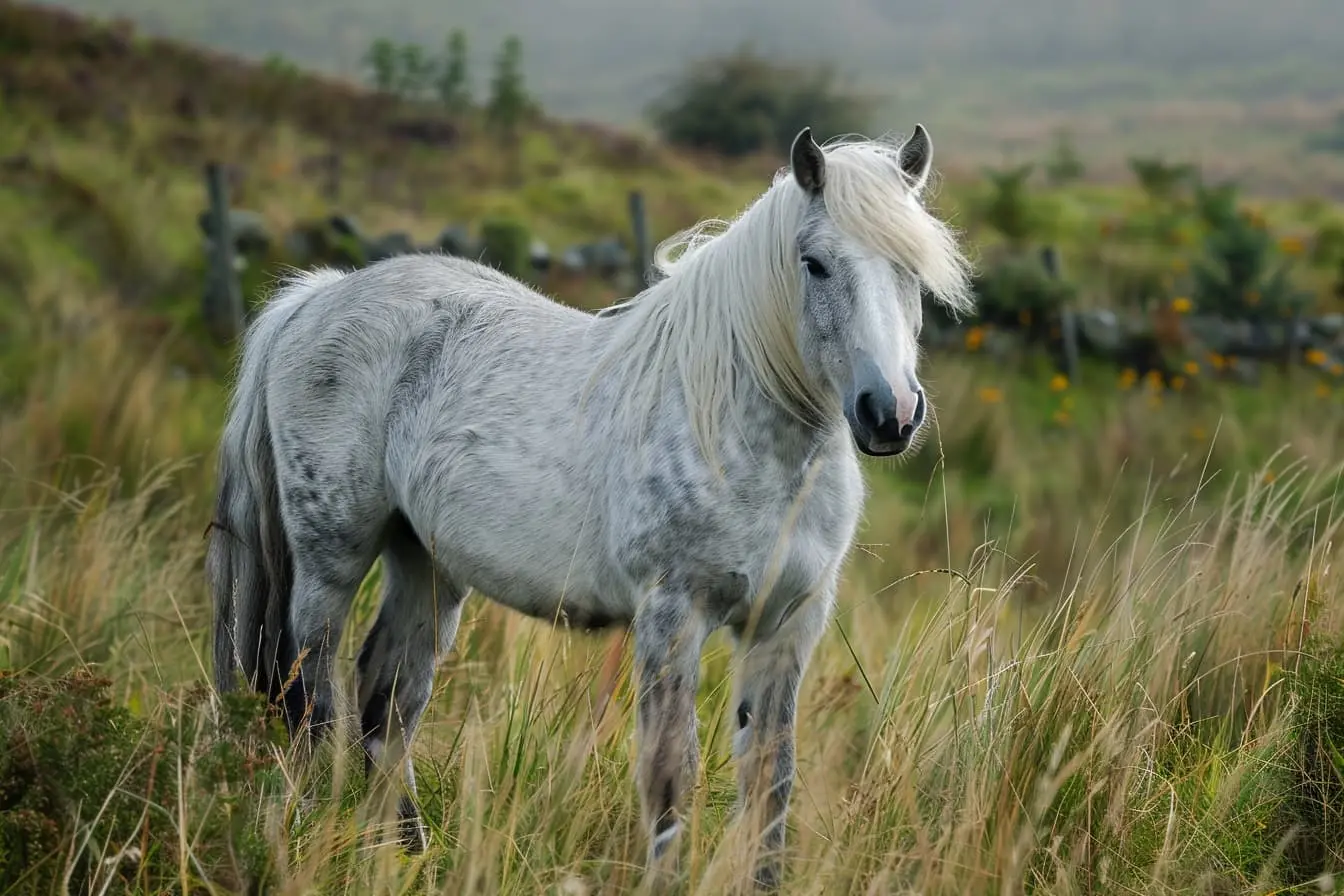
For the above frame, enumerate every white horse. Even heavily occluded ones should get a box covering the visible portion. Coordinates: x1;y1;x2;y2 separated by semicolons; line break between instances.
208;125;973;888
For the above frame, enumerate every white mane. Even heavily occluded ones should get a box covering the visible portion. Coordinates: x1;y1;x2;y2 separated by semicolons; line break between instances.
595;133;974;469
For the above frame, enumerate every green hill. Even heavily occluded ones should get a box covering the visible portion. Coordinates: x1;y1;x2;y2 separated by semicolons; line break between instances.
28;0;1344;195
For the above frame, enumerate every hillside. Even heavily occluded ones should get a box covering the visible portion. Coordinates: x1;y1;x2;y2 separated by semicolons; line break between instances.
4;3;1344;893
0;1;787;272
30;0;1344;196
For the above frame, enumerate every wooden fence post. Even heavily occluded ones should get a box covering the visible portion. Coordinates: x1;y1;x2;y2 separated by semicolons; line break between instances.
324;152;342;203
1041;244;1080;381
1284;309;1302;374
628;189;651;290
202;161;246;344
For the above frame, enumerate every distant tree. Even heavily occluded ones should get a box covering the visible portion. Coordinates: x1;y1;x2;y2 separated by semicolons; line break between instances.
1191;195;1310;323
437;29;471;111
1193;179;1242;230
647;45;874;158
1044;130;1085;185
395;42;437;100
487;36;533;141
1128;156;1197;203
363;38;399;94
980;164;1041;249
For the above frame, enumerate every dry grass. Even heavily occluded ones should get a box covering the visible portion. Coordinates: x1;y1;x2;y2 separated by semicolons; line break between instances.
2;272;1343;894
3;16;1344;888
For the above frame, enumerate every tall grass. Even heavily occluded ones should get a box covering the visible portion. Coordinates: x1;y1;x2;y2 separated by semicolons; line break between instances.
3;43;1344;888
3;290;1343;893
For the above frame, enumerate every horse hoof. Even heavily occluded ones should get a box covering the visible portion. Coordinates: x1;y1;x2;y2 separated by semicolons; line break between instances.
397;797;428;854
752;862;782;892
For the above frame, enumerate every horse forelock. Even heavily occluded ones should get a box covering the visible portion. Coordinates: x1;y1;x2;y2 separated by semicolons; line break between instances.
815;135;975;317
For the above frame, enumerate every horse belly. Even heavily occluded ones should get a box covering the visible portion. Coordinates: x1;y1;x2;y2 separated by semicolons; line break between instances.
400;450;629;630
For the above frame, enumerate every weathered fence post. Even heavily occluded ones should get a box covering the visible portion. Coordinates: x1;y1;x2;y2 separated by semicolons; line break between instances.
628;189;651;290
1283;308;1302;374
202;161;246;344
1042;244;1080;380
324;152;342;203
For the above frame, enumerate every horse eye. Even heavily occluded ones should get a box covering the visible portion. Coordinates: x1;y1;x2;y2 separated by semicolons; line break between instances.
802;256;830;279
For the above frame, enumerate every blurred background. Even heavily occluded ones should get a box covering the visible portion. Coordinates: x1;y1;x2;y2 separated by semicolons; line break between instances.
2;1;1344;893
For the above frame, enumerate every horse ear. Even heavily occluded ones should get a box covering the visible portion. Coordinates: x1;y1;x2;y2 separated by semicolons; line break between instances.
791;126;826;195
898;123;933;194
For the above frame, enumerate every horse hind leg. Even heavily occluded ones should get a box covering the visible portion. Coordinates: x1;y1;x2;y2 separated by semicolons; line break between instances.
282;497;385;745
356;512;465;853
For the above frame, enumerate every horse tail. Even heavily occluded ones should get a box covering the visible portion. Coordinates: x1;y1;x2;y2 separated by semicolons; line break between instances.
208;269;344;707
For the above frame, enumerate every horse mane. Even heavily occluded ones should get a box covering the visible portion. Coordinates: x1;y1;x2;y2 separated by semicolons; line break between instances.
593;131;974;470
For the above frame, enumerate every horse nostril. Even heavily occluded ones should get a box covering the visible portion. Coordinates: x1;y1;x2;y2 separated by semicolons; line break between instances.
912;389;926;427
855;390;885;432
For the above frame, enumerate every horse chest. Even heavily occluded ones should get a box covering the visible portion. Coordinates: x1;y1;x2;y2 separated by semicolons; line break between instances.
613;447;861;623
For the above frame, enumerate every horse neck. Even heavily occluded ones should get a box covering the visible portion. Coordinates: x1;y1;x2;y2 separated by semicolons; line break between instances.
601;187;843;471
726;345;843;470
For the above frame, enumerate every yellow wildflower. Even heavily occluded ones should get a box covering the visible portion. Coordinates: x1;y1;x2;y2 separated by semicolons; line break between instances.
1331;363;1344;377
1184;360;1200;376
1171;297;1193;314
1190;425;1208;441
1049;373;1069;392
1278;235;1304;256
1052;409;1071;426
979;386;1004;404
1305;348;1328;367
1209;353;1227;371
965;326;985;352
1118;368;1138;390
1171;375;1187;391
1144;369;1164;391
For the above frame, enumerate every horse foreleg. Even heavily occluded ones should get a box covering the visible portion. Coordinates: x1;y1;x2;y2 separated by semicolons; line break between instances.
730;589;832;891
632;586;710;888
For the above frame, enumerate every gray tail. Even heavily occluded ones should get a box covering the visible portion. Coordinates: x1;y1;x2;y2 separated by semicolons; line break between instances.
207;270;340;718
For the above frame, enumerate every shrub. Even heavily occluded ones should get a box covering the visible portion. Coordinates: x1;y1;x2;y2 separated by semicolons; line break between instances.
1191;184;1311;321
969;254;1078;329
1312;219;1344;269
479;216;532;279
1043;130;1086;186
0;670;284;894
646;44;873;158
1278;639;1344;879
976;165;1047;249
1128;156;1198;203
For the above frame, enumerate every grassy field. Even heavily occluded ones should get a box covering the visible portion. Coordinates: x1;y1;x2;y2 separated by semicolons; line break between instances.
3;8;1344;894
5;304;1344;894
